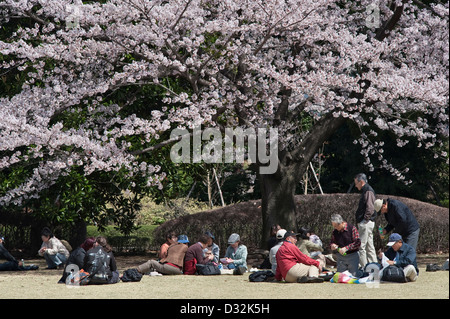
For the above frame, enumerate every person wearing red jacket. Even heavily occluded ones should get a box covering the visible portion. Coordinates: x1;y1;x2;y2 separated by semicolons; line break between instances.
275;231;324;283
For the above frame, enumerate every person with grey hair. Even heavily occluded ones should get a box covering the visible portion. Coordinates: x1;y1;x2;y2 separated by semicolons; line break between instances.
330;214;361;276
353;173;377;268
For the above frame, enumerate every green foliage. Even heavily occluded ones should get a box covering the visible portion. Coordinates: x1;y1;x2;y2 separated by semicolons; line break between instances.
87;224;158;253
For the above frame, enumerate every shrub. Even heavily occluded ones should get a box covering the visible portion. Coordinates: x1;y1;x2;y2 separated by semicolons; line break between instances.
135;197;210;225
87;225;158;254
155;194;449;254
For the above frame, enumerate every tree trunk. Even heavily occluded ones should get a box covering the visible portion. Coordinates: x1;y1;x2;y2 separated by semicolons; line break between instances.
259;115;346;247
260;163;302;248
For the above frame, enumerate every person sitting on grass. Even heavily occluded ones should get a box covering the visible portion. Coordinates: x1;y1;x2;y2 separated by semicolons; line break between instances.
269;229;286;274
1;235;38;271
329;214;361;276
275;231;323;283
183;234;214;275
58;237;96;283
159;232;178;260
383;233;419;282
83;236;120;284
222;233;248;275
204;231;220;264
136;234;189;275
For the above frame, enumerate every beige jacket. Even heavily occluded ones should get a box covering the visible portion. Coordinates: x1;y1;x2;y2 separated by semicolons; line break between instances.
38;237;70;258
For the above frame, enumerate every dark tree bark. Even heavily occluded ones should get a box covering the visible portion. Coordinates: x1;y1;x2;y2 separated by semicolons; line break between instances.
259;114;346;246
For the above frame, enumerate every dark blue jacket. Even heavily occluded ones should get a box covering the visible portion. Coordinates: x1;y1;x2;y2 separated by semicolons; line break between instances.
0;243;17;263
384;199;420;236
385;242;419;274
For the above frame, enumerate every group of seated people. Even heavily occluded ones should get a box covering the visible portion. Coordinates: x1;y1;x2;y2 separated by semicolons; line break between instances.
2;216;420;285
266;214;419;283
137;231;248;276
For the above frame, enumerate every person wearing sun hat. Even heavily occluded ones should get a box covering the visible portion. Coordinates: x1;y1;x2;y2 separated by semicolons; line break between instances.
383;233;419;282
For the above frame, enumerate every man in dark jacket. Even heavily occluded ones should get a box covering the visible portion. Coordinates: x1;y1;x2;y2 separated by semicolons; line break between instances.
383;233;418;282
374;198;420;251
0;235;21;271
353;173;377;268
1;235;38;271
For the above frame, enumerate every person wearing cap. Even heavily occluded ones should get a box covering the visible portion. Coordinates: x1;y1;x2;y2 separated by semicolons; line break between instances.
353;173;378;269
223;233;248;274
330;214;361;276
374;198;420;251
136;234;189;275
383;233;418;282
275;231;323;283
204;231;220;264
184;234;214;275
269;229;286;274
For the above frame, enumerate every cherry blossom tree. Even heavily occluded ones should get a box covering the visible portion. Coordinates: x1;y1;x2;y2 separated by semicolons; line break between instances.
0;0;448;243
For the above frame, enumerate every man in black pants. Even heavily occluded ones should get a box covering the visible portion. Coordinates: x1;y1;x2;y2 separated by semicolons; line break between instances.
0;235;38;271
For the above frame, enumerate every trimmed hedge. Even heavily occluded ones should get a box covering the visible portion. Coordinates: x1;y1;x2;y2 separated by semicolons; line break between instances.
154;194;449;254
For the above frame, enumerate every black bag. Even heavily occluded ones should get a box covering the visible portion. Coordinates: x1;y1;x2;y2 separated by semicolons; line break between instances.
121;268;143;282
249;270;275;282
381;265;407;283
85;247;110;284
196;263;221;275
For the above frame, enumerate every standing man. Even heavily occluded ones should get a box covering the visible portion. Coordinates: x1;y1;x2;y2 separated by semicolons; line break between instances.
374;198;420;251
353;173;377;268
330;214;361;276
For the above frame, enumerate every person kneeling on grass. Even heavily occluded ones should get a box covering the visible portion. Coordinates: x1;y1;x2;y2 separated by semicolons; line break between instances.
38;227;70;270
275;231;323;283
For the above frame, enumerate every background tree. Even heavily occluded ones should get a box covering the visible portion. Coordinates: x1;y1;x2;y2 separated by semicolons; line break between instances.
0;0;448;246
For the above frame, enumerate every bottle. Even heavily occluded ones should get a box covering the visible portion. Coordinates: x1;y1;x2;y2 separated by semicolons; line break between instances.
21;259;25;267
378;226;385;239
